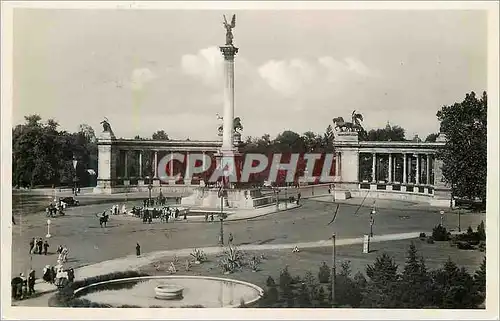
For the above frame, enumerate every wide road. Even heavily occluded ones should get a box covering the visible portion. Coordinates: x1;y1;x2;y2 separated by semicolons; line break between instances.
11;198;484;277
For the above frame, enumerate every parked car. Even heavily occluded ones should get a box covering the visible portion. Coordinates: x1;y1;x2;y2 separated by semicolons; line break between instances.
60;197;79;206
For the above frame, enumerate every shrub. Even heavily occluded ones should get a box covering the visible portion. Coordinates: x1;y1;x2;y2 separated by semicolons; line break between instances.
419;232;427;240
318;262;331;284
266;276;276;287
456;241;474;250
218;244;245;273
190;248;207;263
426;236;435;244
249;256;261;272
478;241;486;252
477;221;486;241
432;224;450;241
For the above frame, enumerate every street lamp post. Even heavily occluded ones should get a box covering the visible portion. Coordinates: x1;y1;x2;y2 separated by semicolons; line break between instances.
218;181;225;246
46;219;52;238
440;210;444;227
148;183;153;206
72;157;78;196
370;208;376;237
458;208;461;232
284;184;288;209
331;233;336;307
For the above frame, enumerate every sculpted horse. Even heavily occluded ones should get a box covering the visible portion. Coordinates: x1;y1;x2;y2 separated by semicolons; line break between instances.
332;117;355;132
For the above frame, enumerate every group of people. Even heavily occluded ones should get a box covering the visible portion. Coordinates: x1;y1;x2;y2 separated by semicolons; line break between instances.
131;206;182;224
13;239;72;300
11;270;36;300
110;204;127;215
29;238;49;255
45;200;66;217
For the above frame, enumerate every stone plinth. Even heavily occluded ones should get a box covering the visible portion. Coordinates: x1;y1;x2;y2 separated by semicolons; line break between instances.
335;131;359;142
181;188;269;209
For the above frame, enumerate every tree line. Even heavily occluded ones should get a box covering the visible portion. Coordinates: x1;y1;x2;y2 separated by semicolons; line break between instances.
258;243;486;309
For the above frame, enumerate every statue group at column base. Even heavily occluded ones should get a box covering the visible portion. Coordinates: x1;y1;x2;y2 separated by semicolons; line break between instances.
181;187;275;209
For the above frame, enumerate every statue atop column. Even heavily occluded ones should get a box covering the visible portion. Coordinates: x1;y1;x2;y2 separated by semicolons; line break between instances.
99;117;116;139
223;14;236;46
332;110;364;132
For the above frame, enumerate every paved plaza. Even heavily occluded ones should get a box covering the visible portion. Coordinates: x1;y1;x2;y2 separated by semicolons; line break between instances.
12;194;484;281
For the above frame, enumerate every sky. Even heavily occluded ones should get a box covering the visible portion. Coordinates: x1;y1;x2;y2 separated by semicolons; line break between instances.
13;9;487;141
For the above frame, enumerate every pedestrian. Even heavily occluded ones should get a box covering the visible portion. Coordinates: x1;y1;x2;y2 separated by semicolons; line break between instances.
205;213;209;222
29;238;35;254
210;214;214;222
67;268;75;283
296;192;301;205
183;212;187;220
61;246;69;262
37;238;43;255
28;269;35;296
56;245;63;255
229;232;234;244
12;215;16;225
136;242;141;256
175;208;180;219
148;214;153;224
43;240;49;255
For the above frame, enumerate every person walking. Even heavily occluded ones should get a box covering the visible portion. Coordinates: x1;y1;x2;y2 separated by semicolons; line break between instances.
136;243;141;256
27;269;36;296
43;240;49;255
37;238;43;255
296;192;301;205
29;238;35;254
205;213;209;222
228;232;234;245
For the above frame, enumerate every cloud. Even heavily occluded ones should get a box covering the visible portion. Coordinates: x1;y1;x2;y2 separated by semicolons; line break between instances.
181;46;223;87
258;59;316;96
258;56;379;96
130;68;157;91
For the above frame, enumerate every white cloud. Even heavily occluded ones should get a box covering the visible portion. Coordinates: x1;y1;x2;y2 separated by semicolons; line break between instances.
130;68;157;91
181;46;223;87
258;56;379;96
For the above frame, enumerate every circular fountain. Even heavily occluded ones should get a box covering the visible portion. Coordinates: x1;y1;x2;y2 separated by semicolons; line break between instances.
74;276;264;308
154;284;184;300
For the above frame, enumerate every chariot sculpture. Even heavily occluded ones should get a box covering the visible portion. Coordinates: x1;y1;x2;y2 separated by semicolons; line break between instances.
332;110;364;132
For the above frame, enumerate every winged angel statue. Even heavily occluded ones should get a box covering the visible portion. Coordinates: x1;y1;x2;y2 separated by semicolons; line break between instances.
223;14;236;46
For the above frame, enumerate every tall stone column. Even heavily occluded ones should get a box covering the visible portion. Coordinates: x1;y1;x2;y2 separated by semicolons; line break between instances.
403;153;407;184
139;151;143;178
335;152;340;178
154;151;158;178
388;153;392;183
185;152;191;185
220;45;238;152
426;154;431;185
416;154;420;184
371;153;376;183
124;151;128;178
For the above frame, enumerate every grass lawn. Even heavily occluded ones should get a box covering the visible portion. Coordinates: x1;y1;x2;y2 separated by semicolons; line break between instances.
141;238;485;290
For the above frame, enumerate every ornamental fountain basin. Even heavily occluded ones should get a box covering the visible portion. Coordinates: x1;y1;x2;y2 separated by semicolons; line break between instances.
75;275;264;308
154;284;184;300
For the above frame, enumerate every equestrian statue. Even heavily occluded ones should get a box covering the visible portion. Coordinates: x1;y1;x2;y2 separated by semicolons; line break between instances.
332;110;365;132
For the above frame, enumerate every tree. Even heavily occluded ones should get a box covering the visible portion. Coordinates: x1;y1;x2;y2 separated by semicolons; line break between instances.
399;243;432;308
151;130;169;140
436;91;487;204
362;123;406;141
425;133;439;142
362;253;400;307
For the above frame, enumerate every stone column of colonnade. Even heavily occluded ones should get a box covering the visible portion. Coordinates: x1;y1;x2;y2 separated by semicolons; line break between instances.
366;152;433;187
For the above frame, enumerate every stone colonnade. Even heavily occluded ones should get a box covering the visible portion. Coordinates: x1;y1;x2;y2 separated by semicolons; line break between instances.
359;152;434;185
116;149;215;186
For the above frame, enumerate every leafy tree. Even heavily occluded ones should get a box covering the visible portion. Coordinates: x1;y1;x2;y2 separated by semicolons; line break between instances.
436;91;487;204
362;123;406;141
425;133;439;142
279;266;294;307
152;130;169;140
